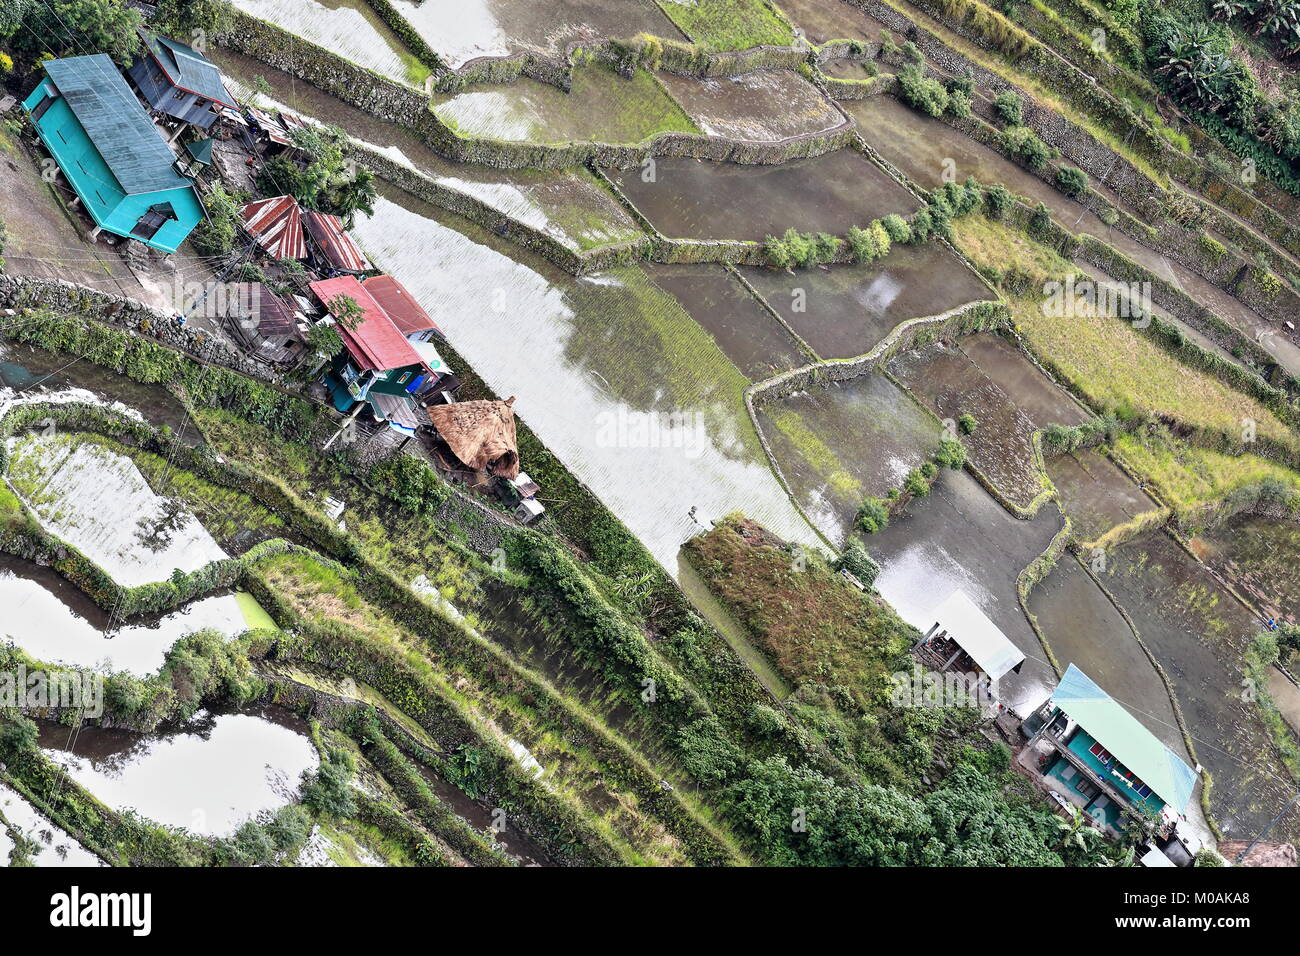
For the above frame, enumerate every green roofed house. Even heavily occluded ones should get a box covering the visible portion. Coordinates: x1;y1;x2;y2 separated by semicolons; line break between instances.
1020;664;1198;841
22;55;205;254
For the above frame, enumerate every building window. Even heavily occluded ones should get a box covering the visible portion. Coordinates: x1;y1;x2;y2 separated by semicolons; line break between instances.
31;92;56;121
173;89;187;100
1088;741;1112;763
132;203;176;241
396;371;412;385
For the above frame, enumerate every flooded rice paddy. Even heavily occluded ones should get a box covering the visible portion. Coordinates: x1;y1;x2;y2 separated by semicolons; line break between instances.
349;186;822;567
756;373;941;545
866;467;1062;715
8;435;228;588
216;50;644;253
0;341;193;436
386;0;683;69
1194;516;1300;626
1028;555;1188;755
229;0;430;86
606;149;919;241
1099;532;1297;841
656;70;847;143
889;333;1087;506
1048;448;1161;544
0;556;268;676
40;706;318;837
0;782;104;867
643;263;808;379
740;243;991;358
430;66;696;145
778;0;890;44
848;94;1300;377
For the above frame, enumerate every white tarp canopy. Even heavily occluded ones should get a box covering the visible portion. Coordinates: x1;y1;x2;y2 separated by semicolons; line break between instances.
926;590;1025;680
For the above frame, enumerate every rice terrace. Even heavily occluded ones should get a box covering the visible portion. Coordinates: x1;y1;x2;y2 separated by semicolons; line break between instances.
0;0;1298;911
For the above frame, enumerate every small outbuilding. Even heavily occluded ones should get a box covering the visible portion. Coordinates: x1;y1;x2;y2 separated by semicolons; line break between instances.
128;30;237;133
425;398;521;482
238;195;308;260
914;590;1025;682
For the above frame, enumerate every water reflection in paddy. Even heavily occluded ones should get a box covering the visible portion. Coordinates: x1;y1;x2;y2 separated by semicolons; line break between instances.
349;187;822;568
40;706;318;837
757;372;939;545
0;554;263;675
229;0;430;85
0;783;104;867
8;435;227;588
387;0;684;69
741;242;991;359
867;467;1062;715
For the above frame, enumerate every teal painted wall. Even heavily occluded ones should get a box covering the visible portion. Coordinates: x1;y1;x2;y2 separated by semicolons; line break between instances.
23;80;203;253
1065;728;1166;818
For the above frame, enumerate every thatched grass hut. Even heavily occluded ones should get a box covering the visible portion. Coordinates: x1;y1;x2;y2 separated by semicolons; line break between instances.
426;397;520;480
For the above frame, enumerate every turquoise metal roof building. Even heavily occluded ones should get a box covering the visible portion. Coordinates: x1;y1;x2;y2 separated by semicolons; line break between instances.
23;55;205;254
1051;664;1198;815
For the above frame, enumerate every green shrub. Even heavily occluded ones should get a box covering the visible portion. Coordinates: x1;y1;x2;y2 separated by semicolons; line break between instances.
992;90;1023;125
983;184;1014;219
958;413;978;434
836;540;880;586
1001;125;1051;169
897;64;950;118
847;220;892;263
901;40;924;65
855;496;889;534
920;460;938;479
934;438;967;469
881;214;912;244
1198;233;1227;260
1055;165;1088;197
947;88;973;118
903;469;930;497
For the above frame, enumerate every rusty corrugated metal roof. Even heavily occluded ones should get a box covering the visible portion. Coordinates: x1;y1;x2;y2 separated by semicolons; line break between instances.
309;276;423;373
304;211;369;273
363;274;442;337
238;195;307;260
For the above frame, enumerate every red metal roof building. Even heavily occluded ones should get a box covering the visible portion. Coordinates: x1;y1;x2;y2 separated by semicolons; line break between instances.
304;211;369;274
363;274;443;340
238;195;307;260
309;276;425;373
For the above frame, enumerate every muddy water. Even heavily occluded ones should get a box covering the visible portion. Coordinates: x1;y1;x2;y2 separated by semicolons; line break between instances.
644;263;807;379
848;95;1300;376
1048;448;1160;544
778;0;891;44
757;373;941;544
9;435;228;588
890;335;1084;506
740;242;990;359
0;340;193;436
960;334;1088;426
349;187;822;568
657;70;847;143
1100;531;1296;841
40;706;318;837
0;783;104;866
229;0;429;85
387;0;683;69
820;59;878;80
606;150;920;241
1194;515;1300;626
1028;555;1188;756
0;555;265;675
867;467;1062;715
215;50;643;253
